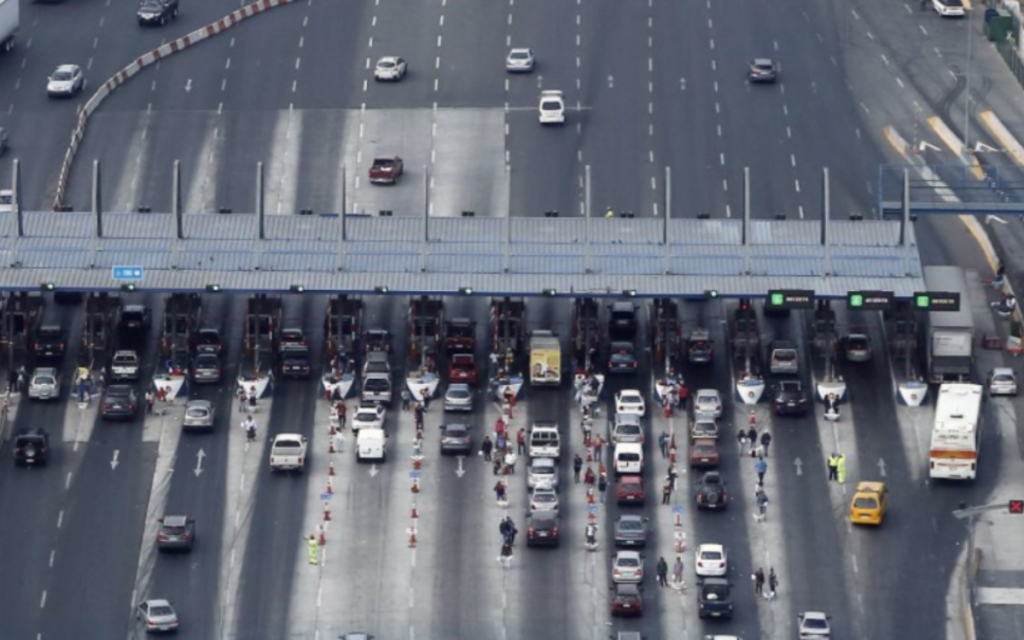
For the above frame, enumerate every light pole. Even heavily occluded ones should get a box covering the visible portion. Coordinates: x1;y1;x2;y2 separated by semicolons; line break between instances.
963;8;976;152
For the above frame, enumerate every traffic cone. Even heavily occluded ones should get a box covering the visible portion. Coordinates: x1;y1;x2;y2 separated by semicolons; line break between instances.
326;477;333;495
675;511;683;527
412;479;420;494
588;488;595;504
329;461;336;476
330;423;337;436
408;527;417;548
323;501;331;521
318;526;327;546
329;438;336;454
411;503;419;519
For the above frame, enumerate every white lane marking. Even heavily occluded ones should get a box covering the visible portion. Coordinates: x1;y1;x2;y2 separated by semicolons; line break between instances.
795;179;801;193
57;510;64;529
896;77;905;88
64;473;72;490
720;153;726;166
867;31;875;40
435;56;441;70
222;78;227;92
717;124;722;137
790;154;797;167
295;58;301;71
723;179;728;192
725;204;732;218
881;54;890;66
920;25;928;36
852;8;861;19
798;205;805;220
225;58;231;70
710;38;715;50
39;590;46;609
49;550;56;568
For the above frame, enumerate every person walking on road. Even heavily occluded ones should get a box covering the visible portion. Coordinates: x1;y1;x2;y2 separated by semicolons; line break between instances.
662;478;673;505
753;567;765;596
837;453;847;484
659;432;669;458
755;455;768;484
505;450;517;475
749;409;758;427
400;388;411;411
481;436;493;462
593;435;604;460
767;567;779;600
760;431;772;457
598;472;608;504
573;453;583;483
145;390;154;414
517;428;526;455
499;540;514;569
827;453;839;481
737;427;748;448
672;556;684;587
746;426;758;454
657;557;669;587
755;488;769;521
494;479;507;503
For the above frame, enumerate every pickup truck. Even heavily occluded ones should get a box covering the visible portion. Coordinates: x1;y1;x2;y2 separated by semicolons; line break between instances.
269;433;308;472
448;353;478;386
691;418;719;441
369;156;404;185
109;350;141;381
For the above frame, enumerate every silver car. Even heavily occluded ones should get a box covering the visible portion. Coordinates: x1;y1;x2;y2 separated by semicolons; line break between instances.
988;367;1018;396
444;383;473;412
527;457;559;490
612;412;644;444
529;487;560;513
136;598;180;633
693;388;723;419
183;399;215;430
506;47;535;73
28;367;61;401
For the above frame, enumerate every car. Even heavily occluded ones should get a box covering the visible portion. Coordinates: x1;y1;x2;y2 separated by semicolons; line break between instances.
607;341;638;374
374;56;407;81
988;367;1018;396
157;515;195;551
690;418;719;440
137;0;178;26
439;423;472;455
693;388;723;419
613;514;648;548
768;340;798;375
528;422;561;459
525;510;560;546
280;328;307;351
109;350;141;381
190;352;223;384
506;47;535;72
610;583;643;617
686;328;713;363
101;385;138;420
697;577;733;619
339;635;375;640
611;550;644;584
0;127;8;156
13;428;49;466
352;403;386;433
616;474;645;505
748;58;778;83
28;367;60;401
689;438;720;469
694;471;729;510
119;304;152;335
369;156;405;185
362;351;391;378
695;543;727;577
615;389;646;416
32;324;66;359
136;598;180;633
773;380;809;416
280;346;312;379
47;64;85;97
448;353;478;385
193;327;223;355
849;481;889;526
610;633;645;640
527;457;559;490
529;487;560;512
269;433;308;471
443;317;476;352
611;412;644;445
538;89;565;125
842;333;873;362
444;383;473;412
933;0;965;16
182;399;215;431
364;329;392;353
0;188;11;213
798;611;831;639
609;301;638;338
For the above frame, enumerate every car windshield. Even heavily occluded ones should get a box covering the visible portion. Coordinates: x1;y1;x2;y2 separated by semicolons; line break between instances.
274;440;302;449
693;444;715;455
854;497;878;509
541;100;561;110
619;519;641;531
378;60;395;68
196;355;218;366
773;350;796;361
106;387;132;398
364;379;389;390
510;51;529;60
113;355;136;364
994;374;1014;382
698;394;717;404
618;424;641;435
610;353;635;364
618;557;639;567
356;411;378;420
620;394;640;404
532;466;554;475
621;481;641;491
701;550;723;560
445;426;468;436
447;388;470;399
162;524;187;534
804;618;828;629
52;70;74;81
848;337;869;348
122;311;145;323
703;584;729;598
186;408;208;418
533;493;555;502
150;605;174;617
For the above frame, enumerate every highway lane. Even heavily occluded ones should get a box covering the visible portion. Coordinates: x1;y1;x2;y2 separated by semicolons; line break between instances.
433;2;506;108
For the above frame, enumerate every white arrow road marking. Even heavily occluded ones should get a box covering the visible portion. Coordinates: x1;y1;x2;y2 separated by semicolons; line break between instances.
974;141;1001;153
185;79;192;92
110;449;120;470
794;457;803;476
194;449;206;477
986;215;1009;225
877;458;887;478
369;464;379;478
456;456;466;478
918;140;942;153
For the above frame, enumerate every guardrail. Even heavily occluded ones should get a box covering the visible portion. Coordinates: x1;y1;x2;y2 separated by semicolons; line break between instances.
52;0;299;210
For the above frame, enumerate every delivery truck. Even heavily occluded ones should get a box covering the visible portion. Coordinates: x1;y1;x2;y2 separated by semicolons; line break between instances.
0;0;18;54
923;266;975;384
529;330;561;387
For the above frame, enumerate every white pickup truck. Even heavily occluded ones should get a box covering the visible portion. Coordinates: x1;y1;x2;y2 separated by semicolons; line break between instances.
109;350;141;381
269;433;307;472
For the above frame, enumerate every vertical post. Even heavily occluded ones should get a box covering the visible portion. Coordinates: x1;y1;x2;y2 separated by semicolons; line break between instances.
823;168;832;276
173;160;183;239
901;167;912;277
585;164;592;274
91;160;101;268
419;295;428;369
963;9;974;151
256;162;265;240
340;164;347;220
504;166;512;273
664;166;671;274
422;166;429;273
13;159;24;238
743;167;751;275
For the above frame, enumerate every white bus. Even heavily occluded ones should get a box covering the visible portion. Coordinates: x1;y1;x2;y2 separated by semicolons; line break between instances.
929;383;983;480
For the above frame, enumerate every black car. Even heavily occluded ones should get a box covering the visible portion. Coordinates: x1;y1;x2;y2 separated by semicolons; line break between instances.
607;341;638;375
525;511;561;547
157;515;195;551
697;577;734;619
609;301;638;339
193;328;223;355
773;380;809;416
32;324;66;360
694;471;729;510
190;352;223;384
364;329;392;353
137;0;179;26
748;58;778;83
101;385;138;420
13;428;49;466
118;304;151;339
280;347;311;379
440;423;472;455
613;514;648;548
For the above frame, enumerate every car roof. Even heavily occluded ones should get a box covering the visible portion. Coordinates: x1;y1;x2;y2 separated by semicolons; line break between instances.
509;47;532;54
34;367;57;376
124;304;146;312
447;383;470;392
616;441;643;451
615;413;640;424
541;90;563;97
55;64;79;73
619;474;642;483
615;583;641;595
855;481;886;493
615;550;641;560
697;388;720;396
106;384;133;393
701;470;723;482
144;598;172;607
274;433;304;440
753;58;774;66
992;366;1015;376
699;543;724;553
378;56;400;63
113;350;138;357
618;389;642;396
162;515;189;527
618;514;643;523
186;399;212;410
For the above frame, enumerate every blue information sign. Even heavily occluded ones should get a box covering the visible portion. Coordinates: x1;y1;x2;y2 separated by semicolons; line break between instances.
587;504;599;514
672;504;684;515
320;493;333;501
409;470;422;479
111;266;144;281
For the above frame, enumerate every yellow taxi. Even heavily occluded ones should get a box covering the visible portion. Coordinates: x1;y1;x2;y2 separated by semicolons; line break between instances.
849;481;888;526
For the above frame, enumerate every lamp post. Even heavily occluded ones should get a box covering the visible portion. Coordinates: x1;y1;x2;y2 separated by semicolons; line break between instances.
963;8;976;152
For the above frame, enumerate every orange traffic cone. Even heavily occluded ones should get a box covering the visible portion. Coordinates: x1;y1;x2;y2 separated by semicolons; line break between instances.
329;439;336;454
588;488;595;504
408;528;418;548
318;526;327;546
326;477;334;495
412;479;420;494
413;458;422;471
323;501;332;522
411;503;419;519
329;461;336;476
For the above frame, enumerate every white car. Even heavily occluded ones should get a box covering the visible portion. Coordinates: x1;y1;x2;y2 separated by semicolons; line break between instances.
527;457;559;490
932;0;965;16
615;389;646;416
988;367;1018;396
798;611;831;639
538;90;565;125
611;412;644;444
47;64;85;97
0;189;12;214
352;403;386;432
612;550;644;584
693;388;723;419
374;56;407;81
28;367;61;401
694;543;727;577
506;47;535;73
529;487;560;512
136;598;180;632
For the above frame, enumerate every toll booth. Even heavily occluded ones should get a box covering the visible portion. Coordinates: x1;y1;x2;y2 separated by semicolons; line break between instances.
244;294;282;373
0;292;44;369
811;301;837;356
649;299;679;372
731;299;761;374
80;293;122;368
325;296;363;362
886;301;918;363
408;297;444;370
490;297;526;356
571;298;601;370
160;294;202;363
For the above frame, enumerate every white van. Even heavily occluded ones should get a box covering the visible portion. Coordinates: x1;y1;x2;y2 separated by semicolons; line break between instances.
529;422;561;459
613;442;644;476
356;428;387;462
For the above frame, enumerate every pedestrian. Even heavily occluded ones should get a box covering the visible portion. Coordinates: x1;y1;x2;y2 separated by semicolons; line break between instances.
753;567;765;596
495;416;506;437
481;436;493;462
760;431;772;457
756;489;769;521
672;556;684;587
755;455;768;483
582;417;593;444
248;386;258;412
678;384;689;410
594;435;604;460
401;388;411;411
306;535;319;566
656;556;669;587
662;478;673;504
517;428;526;455
574;453;583;483
663;395;672;419
659;432;669;458
746;426;757;452
414;402;425;424
499;516;512;544
598;472;608;503
837;453;847;484
496;433;507;453
767;567;779;599
494;479;507;503
585;522;598;548
827;453;838;481
489;352;500;377
237;387;247;413
145;390;154;414
505;450;517;475
506;517;518;546
749;409;757;427
499;541;513;569
737;427;748;448
420;387;430;410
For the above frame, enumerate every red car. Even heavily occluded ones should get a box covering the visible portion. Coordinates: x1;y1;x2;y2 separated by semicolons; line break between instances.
616;475;645;505
448;353;478;385
689;438;720;469
369;156;404;185
610;583;644;617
